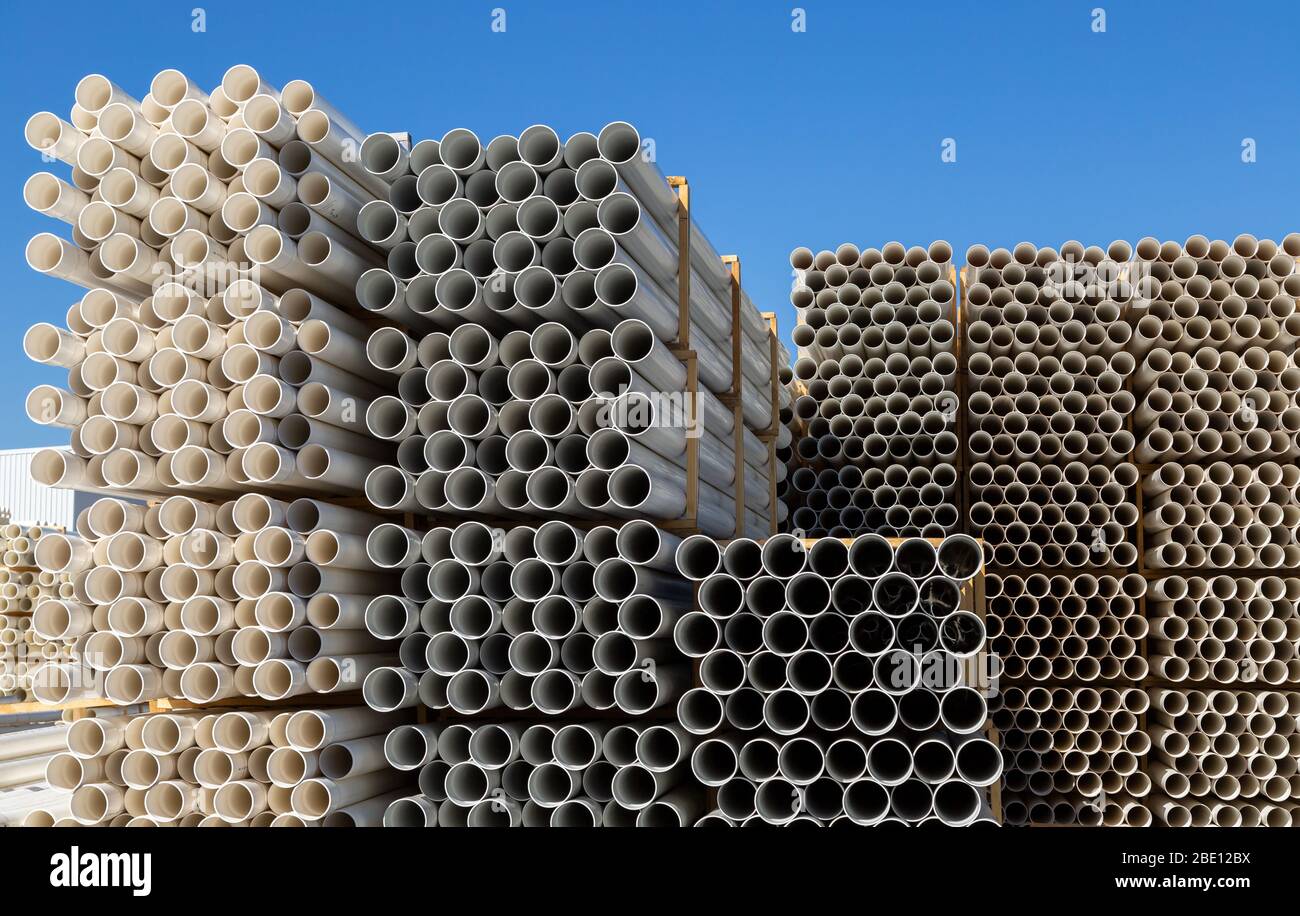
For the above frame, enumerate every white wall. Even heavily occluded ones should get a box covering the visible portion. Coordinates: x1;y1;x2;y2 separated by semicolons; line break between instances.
0;447;94;529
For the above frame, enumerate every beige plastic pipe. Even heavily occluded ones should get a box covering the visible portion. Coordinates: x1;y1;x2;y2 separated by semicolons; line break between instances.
0;724;68;761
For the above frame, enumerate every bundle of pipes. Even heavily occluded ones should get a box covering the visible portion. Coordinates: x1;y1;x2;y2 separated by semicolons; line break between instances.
1142;461;1300;570
786;242;960;538
2;558;75;614
1127;234;1300;466
26;494;400;707
674;534;989;730
351;121;789;539
1125;236;1300;830
965;241;1137;465
961;240;1146;826
1005;792;1154;828
31;705;405;826
692;730;1001;826
674;534;999;823
969;462;1139;570
2;523;43;568
995;686;1152;827
1147;688;1300;827
0;611;77;701
382;720;699;826
1;525;78;700
1147;575;1300;686
22;65;402;507
964;242;1138;575
0;722;71;825
363;319;779;539
381;520;691;717
985;573;1148;683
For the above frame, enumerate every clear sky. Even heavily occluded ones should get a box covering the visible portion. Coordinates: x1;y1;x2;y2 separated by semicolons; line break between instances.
4;0;1299;448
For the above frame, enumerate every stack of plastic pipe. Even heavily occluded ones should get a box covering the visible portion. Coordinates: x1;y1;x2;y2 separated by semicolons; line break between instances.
1129;234;1300;468
985;573;1148;683
674;533;1000;825
964;242;1138;568
970;462;1140;570
24;67;403;509
963;241;1145;826
382;720;698;827
1142;461;1300;571
1124;235;1300;828
1146;574;1300;686
27;495;398;707
1;524;77;700
1145;688;1299;827
372;520;691;718
786;243;960;538
965;241;1137;468
691;730;1001;827
995;686;1152;826
0;722;71;825
19;66;471;712
348;123;788;539
41;706;404;826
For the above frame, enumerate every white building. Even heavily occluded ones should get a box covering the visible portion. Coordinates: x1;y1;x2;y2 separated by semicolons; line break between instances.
0;447;97;530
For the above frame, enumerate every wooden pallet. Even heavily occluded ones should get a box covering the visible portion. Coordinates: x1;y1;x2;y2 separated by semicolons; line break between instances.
0;697;117;720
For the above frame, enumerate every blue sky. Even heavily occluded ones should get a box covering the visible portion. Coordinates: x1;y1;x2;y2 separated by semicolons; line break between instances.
4;0;1299;448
